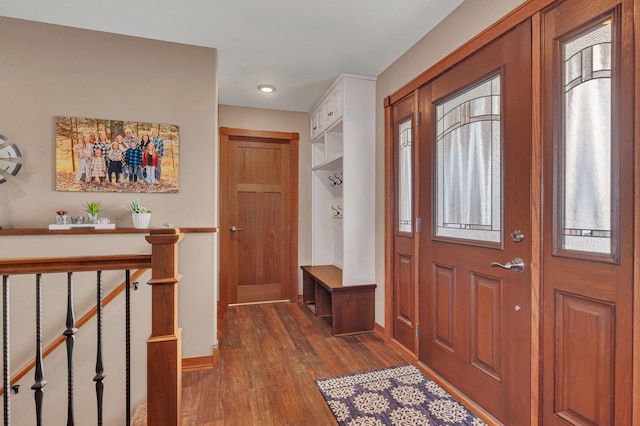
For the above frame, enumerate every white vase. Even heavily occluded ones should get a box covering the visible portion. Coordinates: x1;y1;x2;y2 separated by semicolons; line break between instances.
87;213;99;224
131;213;152;229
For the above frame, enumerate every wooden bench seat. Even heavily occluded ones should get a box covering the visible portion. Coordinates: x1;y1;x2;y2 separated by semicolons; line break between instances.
301;265;376;336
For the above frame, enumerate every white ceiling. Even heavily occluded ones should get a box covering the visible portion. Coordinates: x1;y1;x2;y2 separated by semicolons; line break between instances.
0;0;463;112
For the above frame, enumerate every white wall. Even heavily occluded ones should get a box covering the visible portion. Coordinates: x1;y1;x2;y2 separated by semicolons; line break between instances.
374;0;527;325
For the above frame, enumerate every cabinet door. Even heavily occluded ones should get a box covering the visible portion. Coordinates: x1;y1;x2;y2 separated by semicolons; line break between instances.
330;82;343;122
310;110;319;139
316;105;325;135
323;82;344;129
310;105;325;140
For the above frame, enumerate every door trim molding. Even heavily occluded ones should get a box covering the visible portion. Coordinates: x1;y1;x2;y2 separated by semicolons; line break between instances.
219;127;299;309
387;0;557;106
633;2;640;423
529;13;542;426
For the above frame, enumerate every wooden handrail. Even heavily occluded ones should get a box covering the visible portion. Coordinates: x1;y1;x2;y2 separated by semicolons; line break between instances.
0;268;149;396
0;254;151;275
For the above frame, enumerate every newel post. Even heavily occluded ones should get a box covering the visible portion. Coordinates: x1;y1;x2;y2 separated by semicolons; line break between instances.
145;228;184;425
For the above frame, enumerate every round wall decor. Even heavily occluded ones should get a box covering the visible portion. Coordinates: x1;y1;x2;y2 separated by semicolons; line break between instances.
0;134;22;184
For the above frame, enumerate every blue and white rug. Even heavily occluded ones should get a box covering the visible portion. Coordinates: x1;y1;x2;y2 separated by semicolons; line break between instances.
315;364;487;426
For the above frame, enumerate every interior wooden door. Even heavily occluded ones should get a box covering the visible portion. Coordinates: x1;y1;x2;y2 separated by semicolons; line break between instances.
220;127;298;306
541;0;634;424
417;21;532;425
390;94;418;353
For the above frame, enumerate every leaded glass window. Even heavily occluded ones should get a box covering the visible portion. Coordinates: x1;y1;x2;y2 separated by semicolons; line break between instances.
435;75;501;243
561;21;612;254
398;118;412;233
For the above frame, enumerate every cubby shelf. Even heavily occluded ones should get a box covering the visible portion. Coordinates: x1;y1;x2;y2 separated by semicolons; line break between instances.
308;73;376;288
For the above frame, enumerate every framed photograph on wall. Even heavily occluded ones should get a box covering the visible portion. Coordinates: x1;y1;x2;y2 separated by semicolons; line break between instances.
55;116;179;193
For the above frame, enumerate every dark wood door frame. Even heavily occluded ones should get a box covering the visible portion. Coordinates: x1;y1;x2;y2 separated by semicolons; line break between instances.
219;127;299;309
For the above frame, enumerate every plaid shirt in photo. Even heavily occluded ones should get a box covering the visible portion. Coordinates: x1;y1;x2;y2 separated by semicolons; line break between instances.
152;136;165;158
125;147;142;167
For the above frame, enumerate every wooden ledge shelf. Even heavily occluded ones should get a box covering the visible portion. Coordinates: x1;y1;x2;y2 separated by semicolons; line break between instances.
0;227;217;236
301;265;376;336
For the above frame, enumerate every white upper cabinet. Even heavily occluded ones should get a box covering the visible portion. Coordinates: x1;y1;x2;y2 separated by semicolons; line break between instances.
310;105;325;140
310;76;349;141
322;82;344;130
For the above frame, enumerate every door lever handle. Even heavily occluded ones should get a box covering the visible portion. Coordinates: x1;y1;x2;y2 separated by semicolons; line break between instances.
230;226;243;233
490;257;525;272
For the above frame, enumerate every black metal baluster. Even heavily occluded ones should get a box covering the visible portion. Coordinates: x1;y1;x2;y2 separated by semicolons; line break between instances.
93;271;105;426
31;274;47;426
64;272;77;426
125;270;131;425
3;275;10;426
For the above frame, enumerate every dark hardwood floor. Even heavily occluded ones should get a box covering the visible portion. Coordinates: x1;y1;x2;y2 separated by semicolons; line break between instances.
181;302;408;425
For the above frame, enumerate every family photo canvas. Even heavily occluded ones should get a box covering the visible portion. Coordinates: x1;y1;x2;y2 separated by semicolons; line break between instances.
55;116;180;193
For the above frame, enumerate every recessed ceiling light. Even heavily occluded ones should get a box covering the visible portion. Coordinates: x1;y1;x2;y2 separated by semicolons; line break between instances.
258;84;276;94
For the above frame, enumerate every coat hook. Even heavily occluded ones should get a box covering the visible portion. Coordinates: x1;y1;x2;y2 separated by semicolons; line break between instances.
328;176;337;186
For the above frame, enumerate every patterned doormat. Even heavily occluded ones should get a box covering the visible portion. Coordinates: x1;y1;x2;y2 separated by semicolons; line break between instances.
315;364;487;426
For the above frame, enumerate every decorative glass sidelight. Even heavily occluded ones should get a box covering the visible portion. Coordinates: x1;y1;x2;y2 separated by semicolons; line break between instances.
398;117;413;233
561;21;612;254
435;75;502;243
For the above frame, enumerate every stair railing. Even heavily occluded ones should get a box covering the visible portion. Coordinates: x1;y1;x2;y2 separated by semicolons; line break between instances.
0;227;184;426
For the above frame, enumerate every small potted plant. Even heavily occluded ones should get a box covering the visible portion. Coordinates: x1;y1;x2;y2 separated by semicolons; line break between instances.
84;201;102;224
55;210;69;225
126;199;152;228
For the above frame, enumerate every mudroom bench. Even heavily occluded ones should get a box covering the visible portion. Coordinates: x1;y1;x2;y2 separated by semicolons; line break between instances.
301;265;376;336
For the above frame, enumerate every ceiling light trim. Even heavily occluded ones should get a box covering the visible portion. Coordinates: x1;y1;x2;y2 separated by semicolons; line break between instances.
257;84;276;94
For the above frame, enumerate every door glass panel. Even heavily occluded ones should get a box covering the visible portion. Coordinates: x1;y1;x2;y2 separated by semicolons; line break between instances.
435;75;501;243
398;117;413;233
561;22;612;254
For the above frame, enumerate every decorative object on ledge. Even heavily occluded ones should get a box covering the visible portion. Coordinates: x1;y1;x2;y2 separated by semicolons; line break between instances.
0;134;22;184
55;116;180;193
0;227;216;235
55;210;69;225
48;223;116;230
126;199;152;229
84;201;102;224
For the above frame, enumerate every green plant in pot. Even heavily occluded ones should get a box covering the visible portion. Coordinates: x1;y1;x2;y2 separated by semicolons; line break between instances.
84;201;102;224
126;199;152;228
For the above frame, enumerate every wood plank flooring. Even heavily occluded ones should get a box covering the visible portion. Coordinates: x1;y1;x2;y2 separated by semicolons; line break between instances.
181;302;408;425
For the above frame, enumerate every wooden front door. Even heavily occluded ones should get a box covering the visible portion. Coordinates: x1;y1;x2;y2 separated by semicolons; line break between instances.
417;21;532;425
541;0;634;424
390;94;419;353
220;127;299;306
